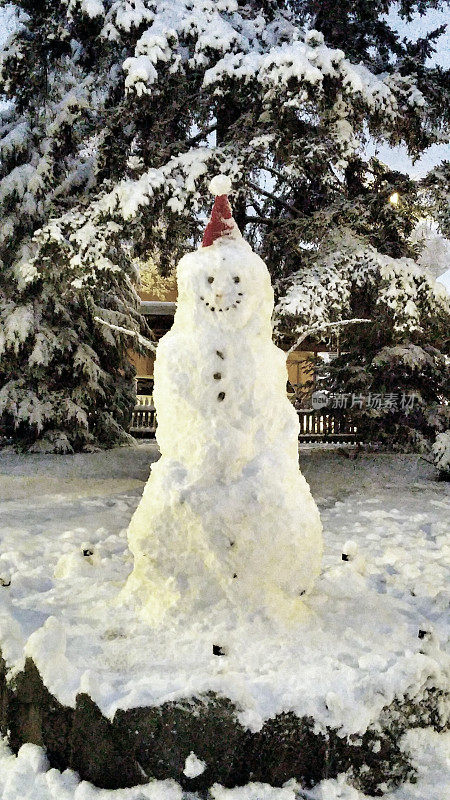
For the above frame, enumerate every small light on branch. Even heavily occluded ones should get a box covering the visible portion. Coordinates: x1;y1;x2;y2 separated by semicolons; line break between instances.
389;192;399;206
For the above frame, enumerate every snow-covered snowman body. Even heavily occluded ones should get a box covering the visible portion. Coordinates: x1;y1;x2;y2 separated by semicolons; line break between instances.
124;188;322;626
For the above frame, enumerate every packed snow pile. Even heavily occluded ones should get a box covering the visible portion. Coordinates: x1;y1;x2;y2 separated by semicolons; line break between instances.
0;740;182;800
183;752;207;779
122;179;322;627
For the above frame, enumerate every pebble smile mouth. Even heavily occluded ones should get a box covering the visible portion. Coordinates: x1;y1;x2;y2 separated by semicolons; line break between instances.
200;297;241;312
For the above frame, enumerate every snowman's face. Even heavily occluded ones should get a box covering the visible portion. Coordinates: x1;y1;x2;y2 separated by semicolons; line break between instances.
199;263;245;314
177;239;273;330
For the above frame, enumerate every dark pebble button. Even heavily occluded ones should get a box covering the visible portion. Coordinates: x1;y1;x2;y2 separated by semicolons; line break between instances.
216;350;224;359
214;372;221;380
218;392;225;401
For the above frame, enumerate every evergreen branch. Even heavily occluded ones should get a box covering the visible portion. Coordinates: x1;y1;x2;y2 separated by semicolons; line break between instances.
247;181;303;216
94;317;157;352
187;124;217;146
287;319;371;354
262;164;300;189
245;215;284;224
248;195;264;217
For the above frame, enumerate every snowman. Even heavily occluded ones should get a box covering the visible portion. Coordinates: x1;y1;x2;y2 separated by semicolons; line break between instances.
123;176;322;626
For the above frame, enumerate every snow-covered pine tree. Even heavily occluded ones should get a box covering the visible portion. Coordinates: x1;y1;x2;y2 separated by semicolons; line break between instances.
275;159;450;449
0;1;448;449
0;0;150;451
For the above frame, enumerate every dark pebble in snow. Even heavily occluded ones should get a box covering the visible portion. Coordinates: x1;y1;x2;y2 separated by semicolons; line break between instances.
218;392;225;401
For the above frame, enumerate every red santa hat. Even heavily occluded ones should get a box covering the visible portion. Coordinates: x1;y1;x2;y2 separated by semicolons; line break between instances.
202;175;239;247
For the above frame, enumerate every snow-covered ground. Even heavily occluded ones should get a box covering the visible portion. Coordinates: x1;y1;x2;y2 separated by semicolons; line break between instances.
0;444;448;799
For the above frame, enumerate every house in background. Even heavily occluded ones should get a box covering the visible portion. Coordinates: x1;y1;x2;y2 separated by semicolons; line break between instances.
128;262;177;395
130;297;175;395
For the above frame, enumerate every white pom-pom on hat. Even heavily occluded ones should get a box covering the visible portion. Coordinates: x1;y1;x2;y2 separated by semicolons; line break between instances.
209;174;232;196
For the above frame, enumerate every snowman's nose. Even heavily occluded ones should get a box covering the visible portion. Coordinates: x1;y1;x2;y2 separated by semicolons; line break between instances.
215;292;223;299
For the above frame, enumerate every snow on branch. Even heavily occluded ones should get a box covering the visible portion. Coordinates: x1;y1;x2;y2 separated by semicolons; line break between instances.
287;318;371;354
247;180;302;217
94;316;157;352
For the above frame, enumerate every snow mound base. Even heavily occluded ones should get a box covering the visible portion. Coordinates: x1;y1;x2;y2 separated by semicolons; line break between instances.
0;647;448;794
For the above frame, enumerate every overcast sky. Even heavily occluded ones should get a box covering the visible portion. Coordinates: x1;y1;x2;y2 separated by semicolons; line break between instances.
373;3;450;179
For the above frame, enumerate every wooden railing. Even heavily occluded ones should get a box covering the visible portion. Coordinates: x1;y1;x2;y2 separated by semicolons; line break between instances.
130;395;157;437
131;398;357;442
297;410;357;442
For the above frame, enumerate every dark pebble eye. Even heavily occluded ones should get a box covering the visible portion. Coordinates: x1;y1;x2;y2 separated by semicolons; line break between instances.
234;276;240;283
208;276;214;283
